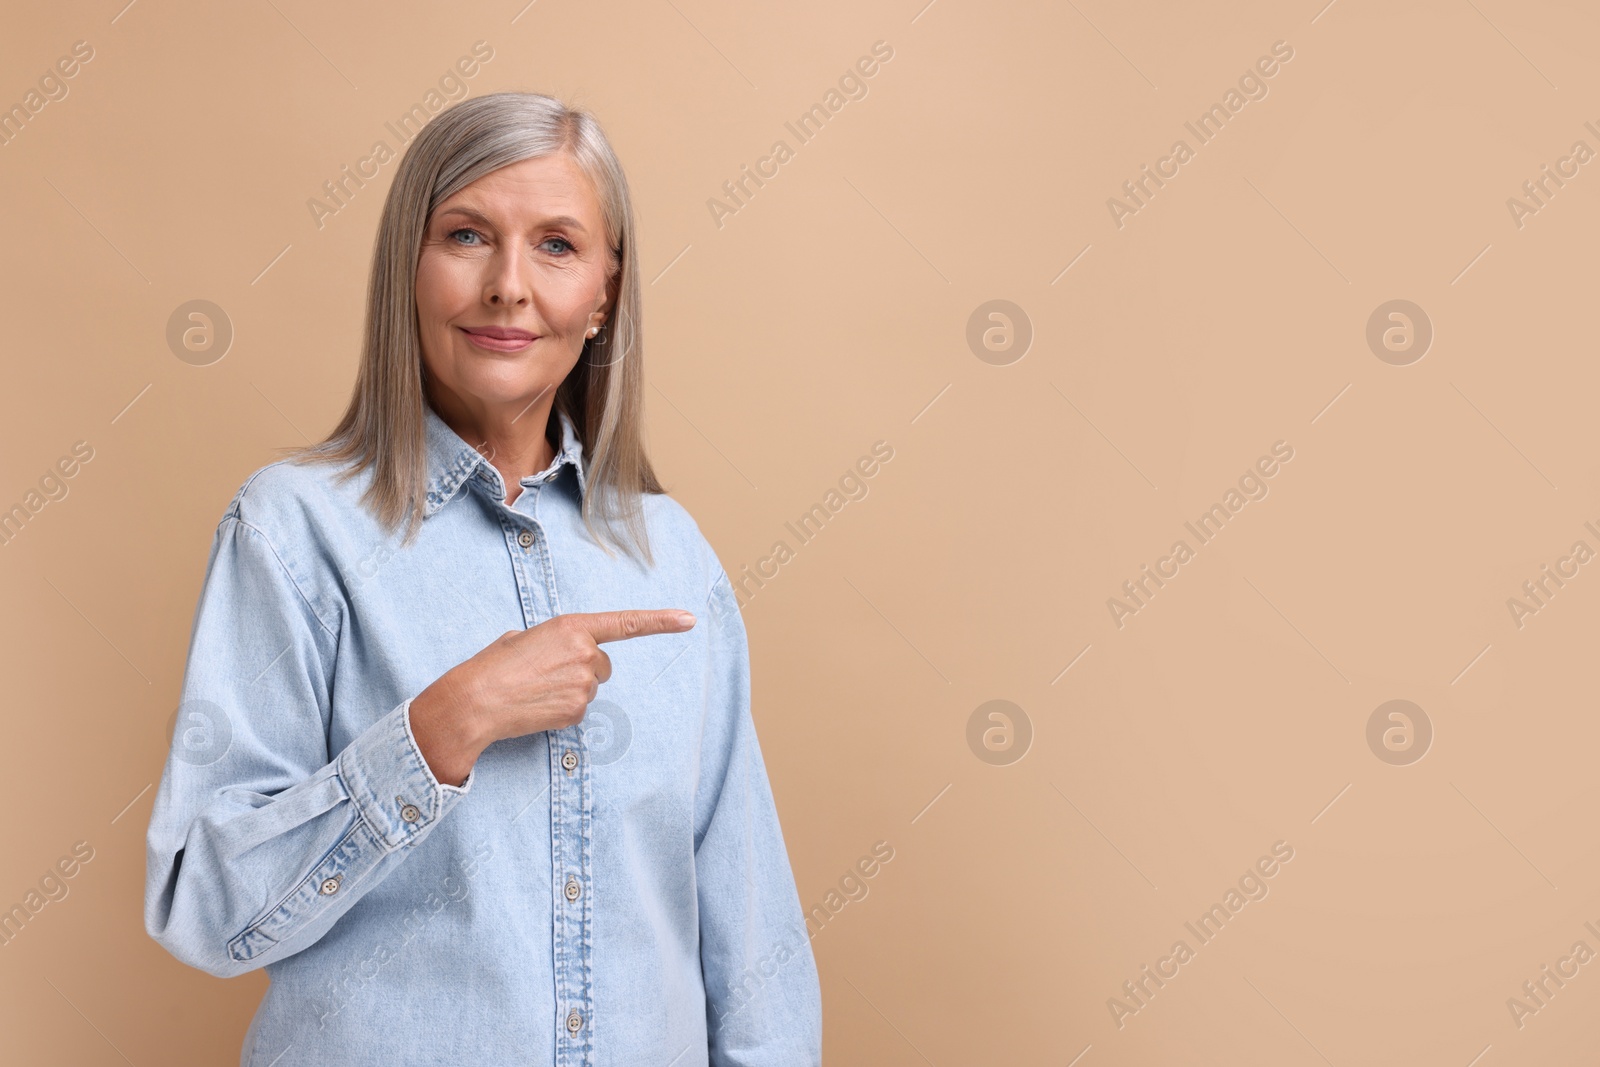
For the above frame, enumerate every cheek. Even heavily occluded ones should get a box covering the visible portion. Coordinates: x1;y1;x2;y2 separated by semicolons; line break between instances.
415;255;473;326
538;275;597;338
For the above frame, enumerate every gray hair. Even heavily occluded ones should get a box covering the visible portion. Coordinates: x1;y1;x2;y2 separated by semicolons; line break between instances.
282;91;663;564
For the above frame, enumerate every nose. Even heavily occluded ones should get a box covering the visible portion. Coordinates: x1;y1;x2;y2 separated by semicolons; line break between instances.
484;247;531;307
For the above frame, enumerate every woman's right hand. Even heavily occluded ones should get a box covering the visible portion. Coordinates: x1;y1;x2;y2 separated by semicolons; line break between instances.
408;609;697;786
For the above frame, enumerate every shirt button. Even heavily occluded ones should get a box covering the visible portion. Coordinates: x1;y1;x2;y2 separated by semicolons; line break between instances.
517;529;534;548
566;1009;584;1034
561;749;578;772
564;878;581;902
319;875;341;895
401;803;420;823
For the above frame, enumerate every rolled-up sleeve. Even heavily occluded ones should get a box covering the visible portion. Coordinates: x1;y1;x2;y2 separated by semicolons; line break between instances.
144;514;473;979
694;569;823;1065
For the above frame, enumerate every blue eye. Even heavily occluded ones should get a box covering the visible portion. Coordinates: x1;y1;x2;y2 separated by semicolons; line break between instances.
541;237;574;255
449;228;483;245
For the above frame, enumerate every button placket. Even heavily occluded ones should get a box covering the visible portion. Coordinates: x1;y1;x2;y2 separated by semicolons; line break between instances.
552;726;592;1062
516;492;591;1063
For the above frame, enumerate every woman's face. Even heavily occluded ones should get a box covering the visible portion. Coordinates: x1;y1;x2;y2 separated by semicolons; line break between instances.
415;152;614;417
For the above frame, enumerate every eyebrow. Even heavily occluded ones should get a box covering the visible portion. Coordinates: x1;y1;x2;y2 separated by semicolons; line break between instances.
435;205;588;234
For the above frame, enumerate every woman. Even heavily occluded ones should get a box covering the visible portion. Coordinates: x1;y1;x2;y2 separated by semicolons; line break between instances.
144;91;822;1066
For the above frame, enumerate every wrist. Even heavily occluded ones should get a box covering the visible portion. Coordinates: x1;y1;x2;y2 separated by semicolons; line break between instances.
410;672;488;787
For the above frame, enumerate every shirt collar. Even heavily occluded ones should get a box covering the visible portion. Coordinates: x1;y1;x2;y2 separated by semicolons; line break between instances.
423;402;586;517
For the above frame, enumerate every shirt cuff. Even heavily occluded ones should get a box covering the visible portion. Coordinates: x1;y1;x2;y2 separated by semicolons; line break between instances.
338;697;473;852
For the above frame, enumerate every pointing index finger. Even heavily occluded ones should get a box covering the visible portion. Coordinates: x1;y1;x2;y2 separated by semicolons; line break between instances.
571;609;697;644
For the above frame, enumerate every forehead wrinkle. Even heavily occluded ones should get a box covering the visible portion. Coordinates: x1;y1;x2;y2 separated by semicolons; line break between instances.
434;203;589;234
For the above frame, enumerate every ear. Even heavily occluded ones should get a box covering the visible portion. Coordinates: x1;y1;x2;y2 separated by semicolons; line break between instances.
593;271;619;326
599;245;626;319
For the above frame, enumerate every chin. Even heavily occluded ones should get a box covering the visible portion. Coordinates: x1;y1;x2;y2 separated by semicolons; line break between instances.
460;368;558;401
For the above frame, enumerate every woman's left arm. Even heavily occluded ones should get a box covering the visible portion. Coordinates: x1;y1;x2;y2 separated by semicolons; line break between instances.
694;570;823;1065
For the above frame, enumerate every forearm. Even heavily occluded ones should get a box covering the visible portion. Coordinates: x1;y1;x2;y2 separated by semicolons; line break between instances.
146;698;470;978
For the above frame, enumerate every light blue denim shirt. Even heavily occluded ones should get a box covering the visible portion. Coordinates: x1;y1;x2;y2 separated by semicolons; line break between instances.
144;403;822;1066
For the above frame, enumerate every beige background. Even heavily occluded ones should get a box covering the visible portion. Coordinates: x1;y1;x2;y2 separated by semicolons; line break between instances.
1;0;1596;1062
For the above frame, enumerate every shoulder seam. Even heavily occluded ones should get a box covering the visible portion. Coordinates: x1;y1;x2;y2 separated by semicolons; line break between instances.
228;516;339;643
703;536;728;606
224;460;292;523
707;567;742;626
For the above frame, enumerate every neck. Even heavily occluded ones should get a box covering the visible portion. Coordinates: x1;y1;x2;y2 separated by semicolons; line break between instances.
428;386;559;492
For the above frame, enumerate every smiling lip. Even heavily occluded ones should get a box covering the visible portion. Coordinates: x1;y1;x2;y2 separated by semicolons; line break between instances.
460;325;537;352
